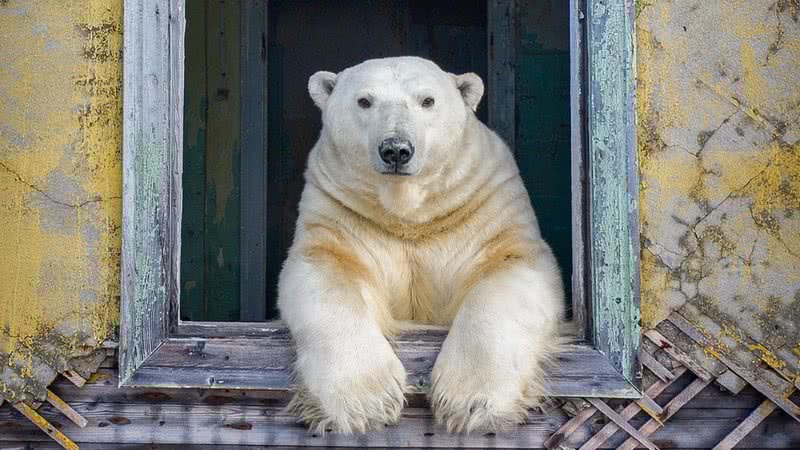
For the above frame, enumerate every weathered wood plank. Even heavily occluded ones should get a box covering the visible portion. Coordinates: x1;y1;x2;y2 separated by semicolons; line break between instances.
668;312;800;423
0;441;794;450
125;334;637;397
0;402;575;448
585;0;640;386
74;368;771;414
176;320;289;338
51;368;293;406
585;398;659;450
569;0;589;342
239;0;269;322
16;362;800;449
68;365;773;412
169;0;186;334
121;0;184;385
4;386;800;449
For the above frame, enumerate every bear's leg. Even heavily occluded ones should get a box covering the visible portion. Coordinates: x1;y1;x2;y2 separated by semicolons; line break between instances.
279;257;407;433
429;263;563;432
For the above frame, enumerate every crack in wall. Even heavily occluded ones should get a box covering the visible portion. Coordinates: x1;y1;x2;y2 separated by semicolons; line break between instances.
693;161;774;228
637;0;800;379
0;161;120;208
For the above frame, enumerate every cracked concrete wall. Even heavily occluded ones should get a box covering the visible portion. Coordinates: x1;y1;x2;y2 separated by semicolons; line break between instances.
637;0;800;387
0;1;122;402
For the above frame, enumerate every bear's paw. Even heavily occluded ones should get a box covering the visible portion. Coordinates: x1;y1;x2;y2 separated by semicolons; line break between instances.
287;362;408;434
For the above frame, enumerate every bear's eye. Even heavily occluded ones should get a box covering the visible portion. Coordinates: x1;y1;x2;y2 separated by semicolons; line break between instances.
357;97;371;109
421;97;435;108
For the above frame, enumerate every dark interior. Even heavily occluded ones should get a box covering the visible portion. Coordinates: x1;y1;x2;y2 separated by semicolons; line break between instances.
181;0;569;321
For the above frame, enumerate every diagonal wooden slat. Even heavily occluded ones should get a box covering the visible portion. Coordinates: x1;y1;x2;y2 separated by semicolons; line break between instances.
715;369;748;395
586;398;659;450
635;395;664;419
61;371;86;388
644;330;714;381
712;398;777;450
579;367;687;450
616;376;712;450
641;350;674;383
46;390;88;428
543;402;597;450
13;402;79;450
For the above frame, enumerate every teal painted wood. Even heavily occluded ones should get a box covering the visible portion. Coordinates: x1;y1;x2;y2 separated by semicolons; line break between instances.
515;0;572;310
569;0;589;342
180;0;247;322
585;0;641;388
120;0;185;386
180;1;208;321
487;0;515;149
239;0;269;321
204;0;241;322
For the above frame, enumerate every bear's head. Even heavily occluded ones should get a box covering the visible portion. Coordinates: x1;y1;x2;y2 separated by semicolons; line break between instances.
308;57;483;179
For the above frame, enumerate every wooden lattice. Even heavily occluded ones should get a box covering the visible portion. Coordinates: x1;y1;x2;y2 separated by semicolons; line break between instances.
544;312;800;450
9;374;88;450
4;313;798;449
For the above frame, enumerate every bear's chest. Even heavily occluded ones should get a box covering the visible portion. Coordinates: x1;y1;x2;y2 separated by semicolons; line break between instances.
374;233;486;324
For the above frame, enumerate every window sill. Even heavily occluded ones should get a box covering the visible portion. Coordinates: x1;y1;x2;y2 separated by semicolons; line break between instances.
122;321;640;398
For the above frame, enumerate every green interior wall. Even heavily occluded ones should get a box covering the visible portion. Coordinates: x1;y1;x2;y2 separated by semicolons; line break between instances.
515;0;572;307
182;0;242;321
182;0;570;321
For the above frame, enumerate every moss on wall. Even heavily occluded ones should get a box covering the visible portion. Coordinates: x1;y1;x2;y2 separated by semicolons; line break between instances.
0;0;122;402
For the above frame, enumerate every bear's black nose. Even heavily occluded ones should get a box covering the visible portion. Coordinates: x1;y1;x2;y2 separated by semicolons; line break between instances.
379;138;415;166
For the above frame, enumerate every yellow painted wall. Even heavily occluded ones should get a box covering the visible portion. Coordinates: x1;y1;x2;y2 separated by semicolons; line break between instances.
0;0;122;401
637;0;799;385
0;0;797;400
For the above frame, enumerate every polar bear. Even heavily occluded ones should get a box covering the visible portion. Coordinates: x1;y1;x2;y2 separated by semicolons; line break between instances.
278;56;564;433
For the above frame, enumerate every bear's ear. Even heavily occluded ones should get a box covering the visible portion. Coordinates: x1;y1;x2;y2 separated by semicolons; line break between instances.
308;71;337;109
453;72;484;112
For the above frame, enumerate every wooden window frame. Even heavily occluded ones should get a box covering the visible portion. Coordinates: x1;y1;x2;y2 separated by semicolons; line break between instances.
120;0;641;398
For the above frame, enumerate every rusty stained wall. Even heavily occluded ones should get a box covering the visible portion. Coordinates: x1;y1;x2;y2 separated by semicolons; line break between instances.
0;0;798;402
637;0;800;389
0;1;122;403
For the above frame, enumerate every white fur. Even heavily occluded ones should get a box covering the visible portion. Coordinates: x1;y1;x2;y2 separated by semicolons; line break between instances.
278;57;564;433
